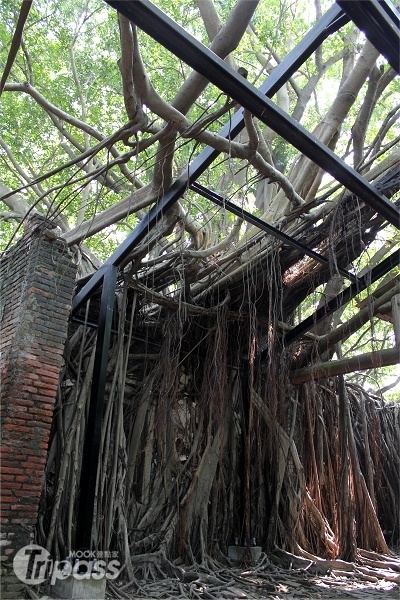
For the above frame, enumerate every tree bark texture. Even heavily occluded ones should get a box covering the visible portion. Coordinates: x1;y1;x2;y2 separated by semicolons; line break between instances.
291;347;400;385
38;283;400;568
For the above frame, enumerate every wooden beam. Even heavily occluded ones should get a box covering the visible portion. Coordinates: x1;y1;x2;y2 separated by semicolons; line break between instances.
290;347;400;385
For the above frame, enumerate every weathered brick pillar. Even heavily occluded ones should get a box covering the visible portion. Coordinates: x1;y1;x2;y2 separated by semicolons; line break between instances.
0;216;77;598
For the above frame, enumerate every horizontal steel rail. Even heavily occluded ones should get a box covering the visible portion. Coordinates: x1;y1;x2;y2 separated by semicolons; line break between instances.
281;248;400;347
337;0;400;73
73;3;348;314
106;0;400;231
192;182;358;283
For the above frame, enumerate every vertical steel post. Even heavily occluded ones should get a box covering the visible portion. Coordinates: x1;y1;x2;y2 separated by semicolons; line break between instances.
75;266;118;550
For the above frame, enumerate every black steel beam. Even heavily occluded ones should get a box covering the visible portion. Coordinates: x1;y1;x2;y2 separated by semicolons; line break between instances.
281;248;400;347
70;0;398;560
75;266;117;550
336;0;400;74
106;0;400;230
73;3;348;315
192;182;358;283
380;0;400;26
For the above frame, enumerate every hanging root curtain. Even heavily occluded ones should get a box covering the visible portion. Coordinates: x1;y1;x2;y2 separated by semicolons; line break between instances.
38;265;399;576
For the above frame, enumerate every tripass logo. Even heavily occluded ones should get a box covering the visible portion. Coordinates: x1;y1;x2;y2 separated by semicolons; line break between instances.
13;545;121;585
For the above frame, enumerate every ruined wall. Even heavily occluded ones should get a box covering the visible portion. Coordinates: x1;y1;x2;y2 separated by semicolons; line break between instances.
0;216;77;598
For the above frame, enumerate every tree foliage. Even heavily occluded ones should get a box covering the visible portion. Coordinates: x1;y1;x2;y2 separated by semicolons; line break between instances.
1;0;400;577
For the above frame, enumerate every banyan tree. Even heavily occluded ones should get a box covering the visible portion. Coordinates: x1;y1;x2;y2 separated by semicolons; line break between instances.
1;0;399;594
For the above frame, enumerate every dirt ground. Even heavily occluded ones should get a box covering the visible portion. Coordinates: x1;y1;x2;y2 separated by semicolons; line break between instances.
36;550;400;600
104;552;400;600
231;574;400;599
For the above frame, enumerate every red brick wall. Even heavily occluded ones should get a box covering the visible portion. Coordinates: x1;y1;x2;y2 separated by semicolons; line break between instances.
0;216;77;597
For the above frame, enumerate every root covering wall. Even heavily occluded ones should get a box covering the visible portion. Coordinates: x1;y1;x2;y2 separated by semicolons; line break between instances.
0;216;76;598
39;278;400;570
1;221;396;585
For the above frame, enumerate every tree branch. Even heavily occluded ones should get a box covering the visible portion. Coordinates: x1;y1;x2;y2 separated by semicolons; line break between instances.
290;40;380;200
4;82;106;141
290;347;400;385
0;1;33;95
294;277;400;369
61;183;157;245
150;0;258;191
352;65;382;168
117;14;147;131
0;181;31;218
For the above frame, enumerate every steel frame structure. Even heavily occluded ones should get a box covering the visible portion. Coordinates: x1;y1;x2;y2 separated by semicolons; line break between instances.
72;2;351;314
337;0;400;74
73;0;400;550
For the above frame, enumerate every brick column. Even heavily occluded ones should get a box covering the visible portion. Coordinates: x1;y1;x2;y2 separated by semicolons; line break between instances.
0;216;77;598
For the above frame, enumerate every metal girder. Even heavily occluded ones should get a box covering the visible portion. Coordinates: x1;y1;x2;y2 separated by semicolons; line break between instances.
282;248;400;346
73;3;348;315
106;0;400;232
72;3;399;548
336;0;400;74
192;182;358;283
75;266;117;550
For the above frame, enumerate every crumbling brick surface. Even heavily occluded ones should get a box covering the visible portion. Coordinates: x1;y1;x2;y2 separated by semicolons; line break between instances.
0;216;77;595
